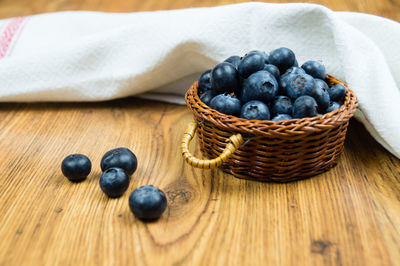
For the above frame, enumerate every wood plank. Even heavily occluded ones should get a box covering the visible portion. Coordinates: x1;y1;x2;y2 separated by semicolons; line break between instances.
0;99;398;265
0;0;399;265
0;0;399;21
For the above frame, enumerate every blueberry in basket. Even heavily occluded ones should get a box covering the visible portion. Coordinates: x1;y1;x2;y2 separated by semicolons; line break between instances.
238;52;265;78
263;64;280;81
241;70;278;103
292;96;318;118
301;60;326;80
211;62;240;94
240;100;270;120
199;90;215;106
285;73;315;100
196;48;347;121
198;69;212;94
268;47;296;73
271;96;292;117
328;84;347;102
224;55;241;68
209;93;242;116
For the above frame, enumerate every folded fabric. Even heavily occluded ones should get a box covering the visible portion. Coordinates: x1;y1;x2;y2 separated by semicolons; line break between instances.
0;2;399;159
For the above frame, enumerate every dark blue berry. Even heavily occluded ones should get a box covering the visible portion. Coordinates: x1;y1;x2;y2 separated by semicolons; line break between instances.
271;96;292;116
269;47;296;73
99;167;130;198
272;114;293;121
301;60;326;79
328;84;347;102
240;100;270;120
209;93;242;116
325;101;341;113
293;59;299;67
314;78;329;91
238;53;265;78
292;96;318;118
129;185;167;220
241;71;278;103
199;90;215;106
100;147;137;176
198;70;212;94
286;73;315;100
263;64;280;81
61;154;91;182
247;50;269;63
224;56;241;68
284;66;305;76
211;62;239;94
305;79;330;112
278;74;291;95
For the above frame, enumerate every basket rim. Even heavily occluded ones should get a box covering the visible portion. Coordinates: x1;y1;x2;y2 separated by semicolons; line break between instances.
185;74;358;138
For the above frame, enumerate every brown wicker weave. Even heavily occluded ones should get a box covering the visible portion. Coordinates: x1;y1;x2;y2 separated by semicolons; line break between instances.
182;74;358;182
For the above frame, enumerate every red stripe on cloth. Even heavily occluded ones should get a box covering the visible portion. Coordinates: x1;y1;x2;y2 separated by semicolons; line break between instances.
0;17;26;58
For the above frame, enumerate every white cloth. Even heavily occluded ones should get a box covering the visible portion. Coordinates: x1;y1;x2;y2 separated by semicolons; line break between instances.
0;2;399;158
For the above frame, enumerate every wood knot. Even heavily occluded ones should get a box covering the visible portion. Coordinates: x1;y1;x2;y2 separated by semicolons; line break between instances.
166;189;192;206
311;240;332;255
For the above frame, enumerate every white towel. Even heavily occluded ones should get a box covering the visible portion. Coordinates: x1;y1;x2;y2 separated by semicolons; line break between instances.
0;2;399;158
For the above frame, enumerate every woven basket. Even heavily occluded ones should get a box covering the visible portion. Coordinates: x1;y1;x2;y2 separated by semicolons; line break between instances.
181;74;358;182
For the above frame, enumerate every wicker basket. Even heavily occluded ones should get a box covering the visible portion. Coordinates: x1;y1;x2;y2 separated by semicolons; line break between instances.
181;74;358;182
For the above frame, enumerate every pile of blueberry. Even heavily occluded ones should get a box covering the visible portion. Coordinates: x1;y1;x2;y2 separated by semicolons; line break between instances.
198;47;347;121
61;148;167;221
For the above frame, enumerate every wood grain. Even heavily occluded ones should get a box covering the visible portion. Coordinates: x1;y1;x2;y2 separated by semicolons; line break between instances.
0;1;399;266
0;0;399;21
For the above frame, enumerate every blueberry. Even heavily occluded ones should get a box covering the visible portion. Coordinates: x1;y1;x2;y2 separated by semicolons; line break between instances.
211;62;240;94
209;93;242;116
292;96;318;118
305;79;330;112
199;90;215;106
269;47;296;73
99;167;130;198
301;60;326;79
284;66;305;75
241;71;278;103
328;84;347;102
224;55;241;68
314;78;329;91
198;70;212;94
129;185;167;220
101;147;137;176
325;101;341;113
61;154;91;182
263;64;280;81
293;59;299;67
240;100;270;120
246;50;269;63
238;53;265;78
272;114;293;121
286;73;315;100
278;74;291;95
271;96;292;116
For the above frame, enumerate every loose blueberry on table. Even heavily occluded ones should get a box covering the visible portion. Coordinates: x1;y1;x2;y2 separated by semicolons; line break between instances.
61;154;91;182
197;47;347;120
100;147;137;176
99;167;130;198
129;185;167;220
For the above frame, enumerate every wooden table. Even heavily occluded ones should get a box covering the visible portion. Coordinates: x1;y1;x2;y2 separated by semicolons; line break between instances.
0;1;399;265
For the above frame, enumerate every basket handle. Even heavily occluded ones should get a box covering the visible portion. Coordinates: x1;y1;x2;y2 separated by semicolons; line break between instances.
181;122;244;169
